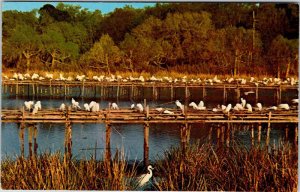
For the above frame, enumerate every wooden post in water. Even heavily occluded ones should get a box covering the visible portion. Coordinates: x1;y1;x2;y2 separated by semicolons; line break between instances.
236;87;240;103
34;125;38;156
64;83;67;97
221;125;225;143
226;124;230;147
217;125;220;145
202;85;206;100
28;125;33;158
251;124;254;146
32;83;35;96
208;127;212;143
255;86;259;103
117;82;120;101
82;81;85;98
294;126;298;145
144;122;149;167
170;85;174;101
180;123;189;156
50;80;52;96
19;123;25;158
257;123;262;144
266;112;272;147
64;109;72;160
16;80;19;95
223;85;227;104
131;84;134;100
285;125;289;141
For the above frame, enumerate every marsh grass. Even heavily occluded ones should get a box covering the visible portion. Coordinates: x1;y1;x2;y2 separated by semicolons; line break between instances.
1;142;297;190
154;142;298;191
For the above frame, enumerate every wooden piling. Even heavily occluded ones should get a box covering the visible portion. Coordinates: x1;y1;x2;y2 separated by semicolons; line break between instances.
257;123;262;144
170;85;174;101
180;123;190;156
32;83;35;96
223;85;227;104
285;126;289;140
294;126;298;145
64;83;67;97
208;127;212;143
266;112;272;147
105;123;112;162
64;109;72;160
221;125;225;143
236;88;240;103
117;82;120;101
19;123;25;157
50;80;52;96
202;85;206;100
16;80;19;95
251;124;254;146
82;81;85;98
226;124;230;147
28;125;33;157
144;122;149;167
255;86;259;103
34;125;38;156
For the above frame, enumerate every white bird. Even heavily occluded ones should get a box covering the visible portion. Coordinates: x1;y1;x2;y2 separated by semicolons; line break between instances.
137;165;154;188
198;101;206;110
32;106;39;115
256;103;262;111
278;104;290;110
212;108;218;112
136;103;144;112
59;103;66;111
224;104;232;113
71;98;81;110
89;101;97;109
175;100;184;111
246;104;252;112
35;101;41;110
163;110;174;114
84;103;90;111
292;99;298;104
24;101;34;111
155;107;164;112
189;102;199;110
130;104;135;109
91;103;100;112
268;106;278;110
235;103;244;110
241;98;246;108
111;103;119;110
31;73;39;80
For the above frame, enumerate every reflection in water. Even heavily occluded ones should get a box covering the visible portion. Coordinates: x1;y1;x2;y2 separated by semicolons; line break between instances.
2;122;297;161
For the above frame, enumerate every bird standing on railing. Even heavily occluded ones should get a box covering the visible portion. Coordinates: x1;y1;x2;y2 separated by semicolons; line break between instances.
278;104;290;110
59;103;66;111
198;100;206;110
24;101;34;111
136;103;144;112
246;104;252;112
71;98;81;110
137;165;154;188
175;100;184;111
111;103;119;110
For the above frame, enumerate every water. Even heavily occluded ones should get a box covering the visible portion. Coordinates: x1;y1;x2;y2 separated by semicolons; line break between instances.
1;86;298;161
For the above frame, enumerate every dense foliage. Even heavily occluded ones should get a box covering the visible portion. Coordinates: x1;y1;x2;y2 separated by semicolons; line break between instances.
2;3;299;77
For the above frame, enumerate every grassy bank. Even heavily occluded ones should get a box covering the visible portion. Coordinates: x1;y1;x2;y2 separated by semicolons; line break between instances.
3;69;297;81
1;143;297;190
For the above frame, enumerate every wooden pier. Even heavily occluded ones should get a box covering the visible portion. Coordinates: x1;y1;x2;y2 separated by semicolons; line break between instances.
2;107;298;165
2;80;298;103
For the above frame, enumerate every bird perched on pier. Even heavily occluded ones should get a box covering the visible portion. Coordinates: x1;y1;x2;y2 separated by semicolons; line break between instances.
246;104;252;112
71;98;81;110
241;98;246;108
256;103;262;111
292;99;298;104
35;101;41;110
136;103;144;112
163;110;174;114
31;73;39;80
278;104;290;110
91;103;100;112
198;101;206;110
89;101;97;109
59;103;66;111
175;100;184;111
130;104;135;109
84;103;90;111
32;105;39;115
24;101;34;111
189;102;199;110
111;103;119;110
137;165;154;188
224;104;232;113
268;106;278;110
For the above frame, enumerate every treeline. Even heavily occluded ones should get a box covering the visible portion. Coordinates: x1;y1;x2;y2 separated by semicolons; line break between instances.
2;3;299;77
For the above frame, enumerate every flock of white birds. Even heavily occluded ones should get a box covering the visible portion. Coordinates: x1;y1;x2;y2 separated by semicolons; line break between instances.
3;73;298;86
24;97;298;115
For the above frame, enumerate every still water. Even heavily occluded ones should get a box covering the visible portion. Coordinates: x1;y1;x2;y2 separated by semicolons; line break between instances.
1;86;297;161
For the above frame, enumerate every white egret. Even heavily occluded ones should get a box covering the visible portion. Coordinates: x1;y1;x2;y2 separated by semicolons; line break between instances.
163;110;174;114
59;103;66;111
137;165;154;188
292;99;298;104
136;103;144;112
246;104;252;112
175;100;184;111
221;105;226;111
24;101;34;111
84;103;90;111
32;106;39;115
111;103;119;110
71;98;81;110
31;73;39;80
212;108;218;112
35;101;41;110
189;102;199;110
278;104;290;110
198;101;206;110
155;107;164;112
268;106;278;110
130;104;135;109
241;98;246;108
89;101;97;109
224;104;232;113
256;103;262;111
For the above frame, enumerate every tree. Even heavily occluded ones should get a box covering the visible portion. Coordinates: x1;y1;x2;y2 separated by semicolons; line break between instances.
41;26;79;69
6;24;41;71
80;34;122;74
268;35;298;78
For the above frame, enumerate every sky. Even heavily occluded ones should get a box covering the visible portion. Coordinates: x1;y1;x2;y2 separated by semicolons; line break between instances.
2;2;157;14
